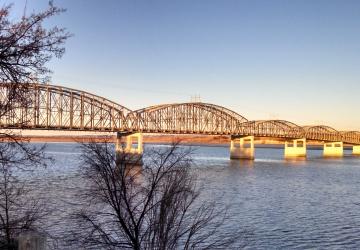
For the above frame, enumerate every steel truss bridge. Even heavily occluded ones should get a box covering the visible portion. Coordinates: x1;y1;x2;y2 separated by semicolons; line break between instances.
1;83;360;146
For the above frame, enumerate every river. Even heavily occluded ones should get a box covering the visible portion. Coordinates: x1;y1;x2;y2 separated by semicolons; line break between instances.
27;143;360;249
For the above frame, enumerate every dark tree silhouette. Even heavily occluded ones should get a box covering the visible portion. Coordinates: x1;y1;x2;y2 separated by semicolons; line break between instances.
0;1;71;118
72;141;236;250
0;136;50;248
0;1;70;248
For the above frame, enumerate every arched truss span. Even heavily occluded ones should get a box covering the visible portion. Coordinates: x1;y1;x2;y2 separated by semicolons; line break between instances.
0;83;132;131
240;120;304;138
341;131;360;145
128;102;248;134
303;125;342;142
1;83;360;145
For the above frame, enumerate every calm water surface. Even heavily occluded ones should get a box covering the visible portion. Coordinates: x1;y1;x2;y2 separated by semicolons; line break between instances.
31;143;360;249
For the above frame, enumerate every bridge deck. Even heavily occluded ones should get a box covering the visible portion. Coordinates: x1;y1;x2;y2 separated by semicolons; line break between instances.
1;83;359;145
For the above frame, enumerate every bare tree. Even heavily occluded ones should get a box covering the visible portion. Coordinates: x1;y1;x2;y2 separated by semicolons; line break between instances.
72;141;235;250
0;1;71;120
0;134;50;249
0;1;70;248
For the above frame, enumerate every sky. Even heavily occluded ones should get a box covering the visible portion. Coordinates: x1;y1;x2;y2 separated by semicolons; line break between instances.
5;0;360;130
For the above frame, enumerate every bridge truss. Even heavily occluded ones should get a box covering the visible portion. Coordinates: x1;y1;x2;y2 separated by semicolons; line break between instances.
1;83;359;145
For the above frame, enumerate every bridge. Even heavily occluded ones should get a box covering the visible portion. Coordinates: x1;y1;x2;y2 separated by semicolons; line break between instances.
1;83;360;161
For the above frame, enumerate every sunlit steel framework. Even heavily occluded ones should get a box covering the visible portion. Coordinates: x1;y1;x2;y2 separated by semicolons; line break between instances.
0;83;132;131
1;83;360;145
129;103;248;134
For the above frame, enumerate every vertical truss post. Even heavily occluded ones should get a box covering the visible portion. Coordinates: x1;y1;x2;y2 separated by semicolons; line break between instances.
46;85;50;128
70;92;73;128
80;93;84;129
58;89;63;128
33;86;38;127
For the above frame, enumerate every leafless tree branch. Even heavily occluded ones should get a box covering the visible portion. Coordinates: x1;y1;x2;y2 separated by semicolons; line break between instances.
0;1;70;247
70;140;237;250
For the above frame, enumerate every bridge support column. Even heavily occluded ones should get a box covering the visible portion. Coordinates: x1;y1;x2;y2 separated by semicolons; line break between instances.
230;136;255;160
323;142;343;157
116;132;143;165
284;138;306;158
353;146;360;156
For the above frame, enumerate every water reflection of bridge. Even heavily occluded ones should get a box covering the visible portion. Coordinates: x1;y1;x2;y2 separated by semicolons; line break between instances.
1;83;359;160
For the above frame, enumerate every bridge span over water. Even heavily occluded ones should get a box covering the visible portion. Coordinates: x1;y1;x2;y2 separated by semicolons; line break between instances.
1;83;360;160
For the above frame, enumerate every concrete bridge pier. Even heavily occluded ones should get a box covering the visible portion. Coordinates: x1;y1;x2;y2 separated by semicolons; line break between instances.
323;142;343;157
116;132;143;165
230;136;255;160
353;146;360;155
284;138;307;158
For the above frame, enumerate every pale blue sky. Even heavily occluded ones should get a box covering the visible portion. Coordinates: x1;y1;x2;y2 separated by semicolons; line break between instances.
7;0;360;130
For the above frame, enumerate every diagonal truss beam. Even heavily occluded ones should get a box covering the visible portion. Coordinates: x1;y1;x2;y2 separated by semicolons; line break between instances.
1;83;359;145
